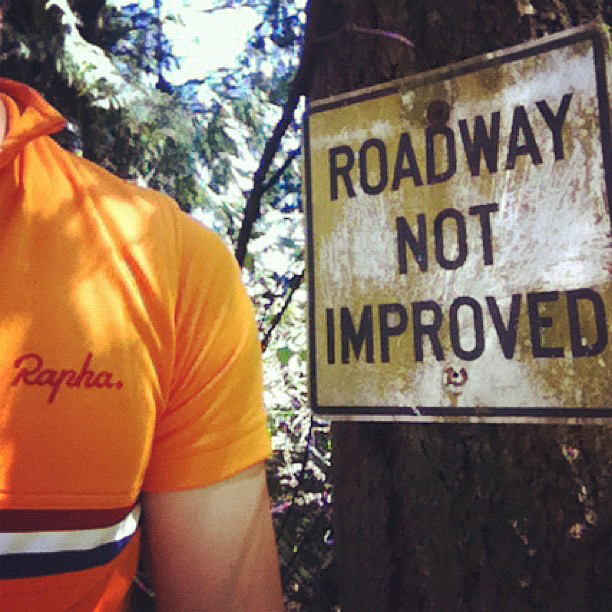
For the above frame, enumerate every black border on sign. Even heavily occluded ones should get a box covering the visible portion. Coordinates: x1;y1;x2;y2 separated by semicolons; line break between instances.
303;26;612;421
319;406;612;419
303;113;318;411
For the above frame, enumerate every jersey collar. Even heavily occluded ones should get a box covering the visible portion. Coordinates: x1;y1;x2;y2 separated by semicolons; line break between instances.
0;78;67;168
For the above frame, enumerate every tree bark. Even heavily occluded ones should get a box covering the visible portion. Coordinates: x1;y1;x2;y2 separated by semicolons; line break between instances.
305;1;612;609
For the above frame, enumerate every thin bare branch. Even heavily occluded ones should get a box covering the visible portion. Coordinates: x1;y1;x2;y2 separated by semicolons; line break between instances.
262;147;301;193
234;0;319;267
316;22;416;49
261;270;304;352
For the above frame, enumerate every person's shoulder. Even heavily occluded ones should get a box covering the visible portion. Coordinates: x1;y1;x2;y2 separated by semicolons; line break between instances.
61;146;177;210
52;143;184;231
50;141;231;260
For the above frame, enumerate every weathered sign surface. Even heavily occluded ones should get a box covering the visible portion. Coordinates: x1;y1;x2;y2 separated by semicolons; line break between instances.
304;26;611;423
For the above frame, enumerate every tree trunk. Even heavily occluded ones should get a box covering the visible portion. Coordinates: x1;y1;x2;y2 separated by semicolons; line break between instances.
305;1;612;609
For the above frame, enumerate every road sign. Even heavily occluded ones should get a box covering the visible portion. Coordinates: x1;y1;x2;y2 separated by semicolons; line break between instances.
304;26;611;423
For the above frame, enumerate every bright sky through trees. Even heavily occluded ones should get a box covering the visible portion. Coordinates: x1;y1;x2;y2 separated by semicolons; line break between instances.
109;1;259;80
165;1;259;79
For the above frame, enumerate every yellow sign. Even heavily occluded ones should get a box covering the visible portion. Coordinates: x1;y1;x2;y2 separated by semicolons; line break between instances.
304;26;611;423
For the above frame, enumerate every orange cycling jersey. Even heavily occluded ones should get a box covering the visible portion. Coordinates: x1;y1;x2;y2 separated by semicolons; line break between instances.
0;79;270;609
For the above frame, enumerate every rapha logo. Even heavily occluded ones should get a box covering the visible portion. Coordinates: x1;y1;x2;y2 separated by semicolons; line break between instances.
12;353;124;404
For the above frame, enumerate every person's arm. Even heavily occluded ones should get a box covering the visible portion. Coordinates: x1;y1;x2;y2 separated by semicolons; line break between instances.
142;462;283;612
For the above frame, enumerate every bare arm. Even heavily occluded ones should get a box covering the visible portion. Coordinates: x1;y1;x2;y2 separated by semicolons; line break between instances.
142;463;284;611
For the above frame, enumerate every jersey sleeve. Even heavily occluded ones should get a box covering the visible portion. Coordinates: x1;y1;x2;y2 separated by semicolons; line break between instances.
142;212;270;492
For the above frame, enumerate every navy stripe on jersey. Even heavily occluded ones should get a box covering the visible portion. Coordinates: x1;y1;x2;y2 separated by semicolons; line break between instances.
0;533;134;579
